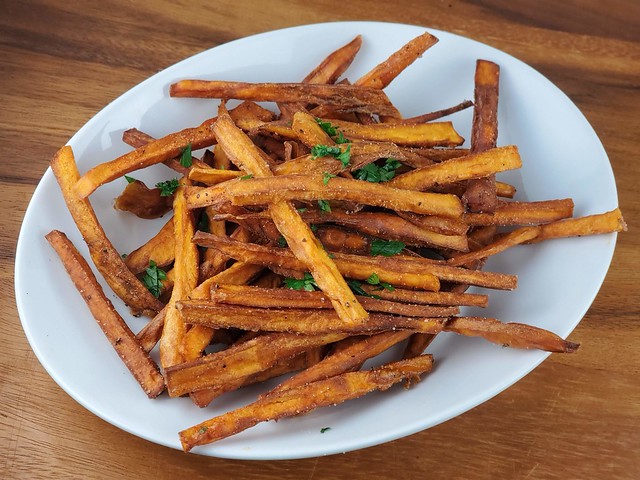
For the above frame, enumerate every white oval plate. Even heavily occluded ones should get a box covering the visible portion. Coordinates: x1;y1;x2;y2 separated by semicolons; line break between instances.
15;21;619;459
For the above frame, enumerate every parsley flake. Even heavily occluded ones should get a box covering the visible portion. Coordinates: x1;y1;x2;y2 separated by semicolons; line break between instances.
347;279;380;299
354;158;401;183
320;427;332;433
239;174;253;180
155;178;179;196
284;272;318;292
366;272;395;291
311;144;351;167
316;118;350;144
322;171;337;185
370;239;406;257
142;260;167;298
318;199;331;213
277;235;288;248
180;143;192;168
124;175;136;184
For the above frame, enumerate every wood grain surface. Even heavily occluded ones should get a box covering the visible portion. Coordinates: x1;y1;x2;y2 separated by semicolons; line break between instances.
1;1;638;478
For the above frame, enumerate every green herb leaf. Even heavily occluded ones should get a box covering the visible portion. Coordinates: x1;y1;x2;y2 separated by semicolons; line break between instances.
277;235;288;248
124;175;137;184
284;272;318;291
155;178;179;196
310;224;319;233
180;143;192;168
317;199;331;213
142;260;167;298
197;212;209;232
311;144;342;159
336;144;351;168
347;279;380;299
365;272;395;292
320;427;331;433
316;118;350;144
370;239;406;257
354;158;401;183
322;171;337;185
297;207;308;213
198;426;208;434
239;174;254;180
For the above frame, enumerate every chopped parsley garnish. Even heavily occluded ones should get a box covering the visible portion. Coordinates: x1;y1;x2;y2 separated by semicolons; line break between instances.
198;426;208;434
347;279;380;299
197;212;209;232
180;143;192;168
320;427;332;433
311;144;351;168
142;260;167;298
310;224;319;233
316;118;350;144
239;174;253;180
277;235;288;248
354;158;401;183
124;175;136;184
297;207;308;213
317;199;332;213
370;239;406;257
322;171;337;185
284;272;318;291
155;178;179;196
366;272;394;291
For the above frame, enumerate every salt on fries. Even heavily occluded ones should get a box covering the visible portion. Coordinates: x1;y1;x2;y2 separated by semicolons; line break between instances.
45;31;626;453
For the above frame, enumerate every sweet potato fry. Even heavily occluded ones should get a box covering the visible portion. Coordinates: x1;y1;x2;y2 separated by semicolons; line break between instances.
114;178;173;219
192;232;442;291
463;60;501;212
164;332;348;397
179;355;434;451
396;211;469;236
213;109;368;324
209;285;459;317
159;180;200;368
170;81;399;116
316;118;464;147
124;217;175;275
447;226;541;266
188;174;464;217
303;35;362;84
188;167;243;185
401;100;474;124
74;117;217;198
358;284;489;307
464;199;574;226
50;146;163;317
530;208;627;242
355;31;438;89
291;110;335;147
178;300;446;335
445;317;579;353
46;230;164;398
388;145;521;191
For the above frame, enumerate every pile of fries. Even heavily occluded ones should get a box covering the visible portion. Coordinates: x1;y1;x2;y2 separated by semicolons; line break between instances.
46;31;626;452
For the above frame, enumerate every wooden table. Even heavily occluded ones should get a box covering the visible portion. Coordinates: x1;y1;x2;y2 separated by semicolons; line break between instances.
2;1;638;478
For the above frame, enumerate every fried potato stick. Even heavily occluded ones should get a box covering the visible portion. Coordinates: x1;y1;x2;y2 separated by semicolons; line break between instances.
75;117;217;198
124;217;175;275
358;284;489;307
464;199;574;226
445;317;579;353
46;230;164;398
179;355;434;451
50;146;163;317
530;208;627;242
304;35;363;84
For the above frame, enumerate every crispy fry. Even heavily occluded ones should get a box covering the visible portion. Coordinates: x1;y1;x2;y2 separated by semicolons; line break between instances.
178;300;446;335
50;146;163;317
464;199;574;226
192;232;442;291
188;167;243;185
213;109;368;323
159;181;200;368
170;81;399;116
113;178;174;219
445;317;579;353
304;35;363;84
401;100;474;124
388;145;521;191
179;355;434;451
75;117;217;198
165;332;348;397
209;284;459;317
396;211;469;236
359;284;489;307
463;60;501;212
188;174;464;217
291;110;335;147
46;230;164;398
124;217;175;275
447;226;541;266
530;208;627;242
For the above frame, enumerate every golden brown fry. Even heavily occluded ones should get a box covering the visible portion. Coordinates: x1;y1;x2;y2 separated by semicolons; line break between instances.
463;60;501;212
165;332;348;397
179;355;434;451
316;118;464;147
530;208;627;242
355;32;438;89
447;226;541;267
213;109;368;324
315;225;371;255
388;145;521;191
291;110;335;147
178;300;446;335
188;167;243;185
124;217;175;275
159;181;200;369
188;174;464;217
359;284;489;307
209;284;459;317
401;100;474;124
396;211;469;236
46;230;164;398
50;146;163;317
113;178;174;219
304;35;363;84
170;81;399;116
192;232;442;291
464;199;575;226
75;117;217;198
445;317;579;353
